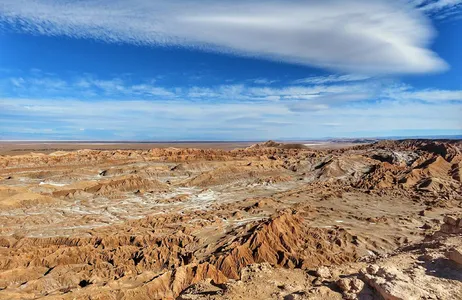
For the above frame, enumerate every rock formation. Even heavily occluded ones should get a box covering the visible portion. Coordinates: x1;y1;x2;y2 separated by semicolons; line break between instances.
0;140;461;299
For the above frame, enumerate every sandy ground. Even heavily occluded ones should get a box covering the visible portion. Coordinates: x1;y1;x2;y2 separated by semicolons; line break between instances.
0;141;256;155
0;139;461;299
0;141;368;155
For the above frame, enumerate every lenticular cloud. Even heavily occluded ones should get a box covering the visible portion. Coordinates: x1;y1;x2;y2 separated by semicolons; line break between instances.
0;0;448;74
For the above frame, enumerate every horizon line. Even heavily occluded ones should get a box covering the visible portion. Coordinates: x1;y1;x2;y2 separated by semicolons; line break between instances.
1;134;461;143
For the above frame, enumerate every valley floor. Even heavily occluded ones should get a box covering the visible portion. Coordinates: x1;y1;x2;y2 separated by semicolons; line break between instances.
0;140;461;299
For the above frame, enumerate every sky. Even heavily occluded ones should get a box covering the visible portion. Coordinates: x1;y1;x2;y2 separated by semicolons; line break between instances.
0;0;461;141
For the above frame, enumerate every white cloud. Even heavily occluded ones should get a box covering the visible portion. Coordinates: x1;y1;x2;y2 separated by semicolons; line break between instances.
287;103;330;112
184;83;375;105
131;84;175;97
29;78;67;89
5;72;462;115
0;0;449;74
418;0;462;12
384;85;462;102
5;74;175;98
395;89;462;101
1;96;460;140
247;84;372;100
292;74;370;85
253;78;278;85
409;0;462;19
2;73;462;140
10;77;25;87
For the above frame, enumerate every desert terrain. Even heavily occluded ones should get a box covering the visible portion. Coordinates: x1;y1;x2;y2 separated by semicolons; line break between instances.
0;139;461;299
0;140;369;156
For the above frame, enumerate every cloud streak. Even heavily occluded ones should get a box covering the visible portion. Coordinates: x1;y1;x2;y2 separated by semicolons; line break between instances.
292;74;371;85
0;0;449;74
417;0;462;13
3;73;462;107
1;71;461;140
1;96;460;140
386;88;462;102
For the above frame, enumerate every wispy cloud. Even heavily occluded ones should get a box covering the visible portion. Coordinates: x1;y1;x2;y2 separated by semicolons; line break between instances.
386;87;462;102
3;73;462;109
10;76;67;90
6;74;176;99
292;74;371;85
321;122;342;127
182;83;376;105
1;70;461;140
286;93;373;112
0;0;449;74
3;71;374;106
252;78;279;85
1;95;460;140
415;0;462;15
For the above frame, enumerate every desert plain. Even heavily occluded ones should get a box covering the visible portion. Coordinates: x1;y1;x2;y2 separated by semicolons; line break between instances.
0;139;461;299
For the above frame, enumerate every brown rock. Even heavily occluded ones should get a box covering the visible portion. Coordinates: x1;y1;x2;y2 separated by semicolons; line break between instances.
447;247;462;265
315;266;331;279
361;265;431;300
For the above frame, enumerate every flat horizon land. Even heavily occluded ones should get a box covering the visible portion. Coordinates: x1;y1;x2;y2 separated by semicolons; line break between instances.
0;140;365;155
1;136;461;155
0;141;257;155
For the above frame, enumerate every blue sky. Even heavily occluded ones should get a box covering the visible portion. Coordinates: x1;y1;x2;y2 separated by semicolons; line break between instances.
0;0;461;141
